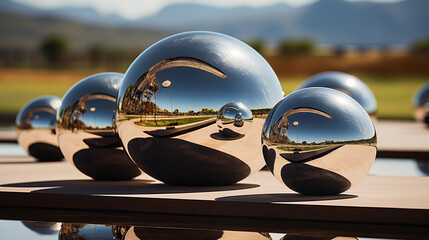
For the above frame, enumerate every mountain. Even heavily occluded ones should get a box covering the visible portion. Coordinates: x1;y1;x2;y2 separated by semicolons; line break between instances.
133;0;429;45
0;11;171;50
1;0;429;48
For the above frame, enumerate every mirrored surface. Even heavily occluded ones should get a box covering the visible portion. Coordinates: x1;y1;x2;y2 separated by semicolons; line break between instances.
413;81;429;124
0;220;397;240
116;31;283;186
298;71;377;117
262;88;377;195
15;96;63;161
56;72;141;180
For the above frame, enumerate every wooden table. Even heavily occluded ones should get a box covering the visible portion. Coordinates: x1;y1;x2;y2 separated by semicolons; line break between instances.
0;156;428;239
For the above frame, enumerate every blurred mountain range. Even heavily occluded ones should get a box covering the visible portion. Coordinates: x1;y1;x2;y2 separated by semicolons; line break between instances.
1;0;429;50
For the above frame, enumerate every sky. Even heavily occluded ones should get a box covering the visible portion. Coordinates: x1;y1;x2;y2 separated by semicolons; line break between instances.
13;0;403;20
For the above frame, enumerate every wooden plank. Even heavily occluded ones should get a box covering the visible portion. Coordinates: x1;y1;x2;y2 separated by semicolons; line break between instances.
0;158;428;230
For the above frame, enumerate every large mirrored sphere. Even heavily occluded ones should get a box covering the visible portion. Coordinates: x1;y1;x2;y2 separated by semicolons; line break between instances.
116;31;283;186
298;71;377;117
56;72;141;180
16;95;63;161
413;81;429;124
262;87;377;195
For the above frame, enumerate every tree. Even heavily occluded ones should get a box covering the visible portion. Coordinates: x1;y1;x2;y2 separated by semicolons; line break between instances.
40;34;69;65
411;37;429;53
279;38;315;56
246;39;266;55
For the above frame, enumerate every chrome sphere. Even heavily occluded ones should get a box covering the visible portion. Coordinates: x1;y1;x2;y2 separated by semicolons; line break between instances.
298;71;377;117
413;81;429;124
217;102;253;138
116;31;283;186
262;87;377;195
56;72;141;180
16;96;63;161
125;226;270;240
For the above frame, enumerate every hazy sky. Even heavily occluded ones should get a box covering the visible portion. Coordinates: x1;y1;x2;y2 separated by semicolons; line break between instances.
13;0;403;20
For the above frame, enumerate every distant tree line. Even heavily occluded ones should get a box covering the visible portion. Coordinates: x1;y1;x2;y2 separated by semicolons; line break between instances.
2;33;429;69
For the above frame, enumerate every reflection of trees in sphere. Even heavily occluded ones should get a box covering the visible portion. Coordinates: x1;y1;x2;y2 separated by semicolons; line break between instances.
16;95;63;161
116;31;283;186
56;72;140;180
412;81;429;124
262;87;377;195
59;223;126;240
298;71;377;117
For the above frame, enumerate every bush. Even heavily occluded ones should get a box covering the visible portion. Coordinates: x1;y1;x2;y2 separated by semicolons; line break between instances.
279;38;315;56
411;37;429;53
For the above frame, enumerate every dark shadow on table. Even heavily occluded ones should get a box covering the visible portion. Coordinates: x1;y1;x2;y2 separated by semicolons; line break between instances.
1;180;259;195
216;193;357;203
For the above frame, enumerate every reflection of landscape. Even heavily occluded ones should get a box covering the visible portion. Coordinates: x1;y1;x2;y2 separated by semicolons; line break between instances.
118;56;227;128
263;106;377;152
57;93;116;131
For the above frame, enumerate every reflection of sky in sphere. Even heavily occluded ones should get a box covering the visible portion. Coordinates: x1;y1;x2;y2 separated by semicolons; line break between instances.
154;67;272;112
78;99;115;129
30;111;56;129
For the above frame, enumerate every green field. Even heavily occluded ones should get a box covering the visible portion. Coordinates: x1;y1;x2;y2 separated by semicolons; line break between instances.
0;70;427;120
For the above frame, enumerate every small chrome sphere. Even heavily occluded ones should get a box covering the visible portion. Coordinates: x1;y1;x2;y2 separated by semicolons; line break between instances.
56;72;141;180
217;102;253;138
116;31;283;186
262;87;377;195
298;71;377;117
16;96;63;161
413;81;429;124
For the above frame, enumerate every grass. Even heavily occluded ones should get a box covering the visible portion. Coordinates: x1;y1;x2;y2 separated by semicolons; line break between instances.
0;68;427;120
0;69;94;113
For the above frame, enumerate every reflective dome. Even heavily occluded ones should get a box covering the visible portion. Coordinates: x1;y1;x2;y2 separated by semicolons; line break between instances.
262;87;377;195
298;71;377;116
116;31;283;186
16;95;63;161
413;81;429;124
56;72;141;180
217;102;253;138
